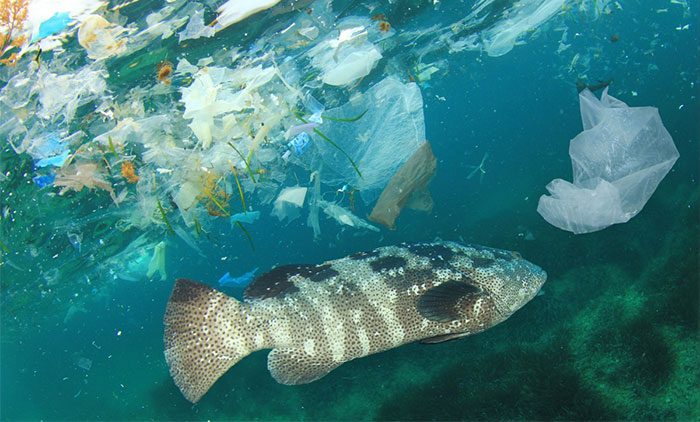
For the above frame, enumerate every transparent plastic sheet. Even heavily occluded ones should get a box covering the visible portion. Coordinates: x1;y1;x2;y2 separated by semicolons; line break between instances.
537;88;679;234
480;0;565;57
307;19;383;87
146;241;167;281
314;77;425;202
37;65;107;123
272;186;308;222
369;141;437;229
317;200;379;232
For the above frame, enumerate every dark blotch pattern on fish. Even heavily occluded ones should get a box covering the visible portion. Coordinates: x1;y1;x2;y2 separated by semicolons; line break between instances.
308;264;340;282
471;256;495;268
244;265;303;300
370;256;408;272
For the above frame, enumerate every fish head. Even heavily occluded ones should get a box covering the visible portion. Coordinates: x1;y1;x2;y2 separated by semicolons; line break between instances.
465;246;547;319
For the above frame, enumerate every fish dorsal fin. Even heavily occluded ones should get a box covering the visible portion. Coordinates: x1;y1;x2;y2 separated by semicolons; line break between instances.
267;348;341;385
420;332;470;344
417;281;481;322
244;264;339;300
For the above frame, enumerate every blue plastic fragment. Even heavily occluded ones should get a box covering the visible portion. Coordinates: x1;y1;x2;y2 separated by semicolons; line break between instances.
32;12;72;42
288;132;310;155
35;150;70;168
218;267;259;287
33;173;56;188
32;134;66;159
230;211;260;224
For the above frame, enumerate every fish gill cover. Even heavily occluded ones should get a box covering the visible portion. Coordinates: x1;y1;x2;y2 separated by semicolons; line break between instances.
0;0;698;420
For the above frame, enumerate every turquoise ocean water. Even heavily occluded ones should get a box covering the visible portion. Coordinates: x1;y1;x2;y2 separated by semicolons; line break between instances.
1;0;698;420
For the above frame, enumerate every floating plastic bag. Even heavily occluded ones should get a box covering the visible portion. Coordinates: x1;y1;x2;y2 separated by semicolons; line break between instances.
369;141;437;229
308;24;382;87
272;186;307;222
316;77;425;202
537;88;679;234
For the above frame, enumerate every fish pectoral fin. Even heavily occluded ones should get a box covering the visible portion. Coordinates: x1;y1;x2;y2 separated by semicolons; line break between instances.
267;348;341;385
419;332;470;344
417;280;482;322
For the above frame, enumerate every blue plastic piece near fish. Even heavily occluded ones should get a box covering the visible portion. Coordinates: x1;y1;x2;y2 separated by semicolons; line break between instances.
35;150;70;168
288;132;310;155
33;173;56;188
218;268;259;287
230;211;260;224
32;12;72;42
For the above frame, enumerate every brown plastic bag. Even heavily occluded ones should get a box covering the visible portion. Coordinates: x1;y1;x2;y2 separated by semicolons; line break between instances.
369;141;436;229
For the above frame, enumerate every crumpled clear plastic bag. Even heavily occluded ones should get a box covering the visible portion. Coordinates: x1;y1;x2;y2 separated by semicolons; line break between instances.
315;77;425;202
537;88;679;234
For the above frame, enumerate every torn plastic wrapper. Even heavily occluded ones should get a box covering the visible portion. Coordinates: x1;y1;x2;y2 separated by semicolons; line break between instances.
369;141;437;229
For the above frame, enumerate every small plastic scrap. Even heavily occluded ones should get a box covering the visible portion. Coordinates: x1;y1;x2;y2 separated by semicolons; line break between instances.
230;211;260;225
218;268;258;287
33;173;55;188
308;24;383;86
285;123;318;140
31;12;72;42
213;0;281;32
318;200;379;232
369;141;437;229
78;14;127;60
35;150;70;168
288;132;311;155
146;241;167;281
537;88;679;234
178;8;215;42
67;232;82;252
272;186;307;222
26;133;67;161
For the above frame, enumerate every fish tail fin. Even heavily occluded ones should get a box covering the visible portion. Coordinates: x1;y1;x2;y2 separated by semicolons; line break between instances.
164;278;251;403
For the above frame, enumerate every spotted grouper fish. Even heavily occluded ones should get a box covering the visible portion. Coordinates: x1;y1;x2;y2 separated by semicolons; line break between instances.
163;241;546;402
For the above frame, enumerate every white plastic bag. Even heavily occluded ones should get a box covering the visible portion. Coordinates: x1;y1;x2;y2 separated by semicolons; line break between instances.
538;88;679;234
